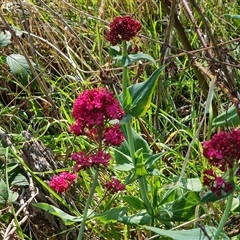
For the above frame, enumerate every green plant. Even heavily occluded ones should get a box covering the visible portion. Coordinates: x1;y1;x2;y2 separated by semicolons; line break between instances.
1;1;240;239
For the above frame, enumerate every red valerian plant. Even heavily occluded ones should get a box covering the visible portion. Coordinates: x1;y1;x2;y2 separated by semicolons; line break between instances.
202;130;240;196
50;88;125;194
106;16;141;45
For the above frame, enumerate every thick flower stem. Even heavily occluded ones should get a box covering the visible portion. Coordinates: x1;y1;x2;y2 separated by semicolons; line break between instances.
122;40;135;164
125;123;136;164
122;40;153;218
77;169;99;240
214;191;234;239
122;40;129;104
214;169;234;240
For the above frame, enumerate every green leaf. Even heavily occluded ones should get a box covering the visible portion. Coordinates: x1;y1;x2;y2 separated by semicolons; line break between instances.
118;211;151;225
109;45;121;57
9;168;29;186
122;126;152;157
8;190;18;203
224;14;240;29
0;31;12;47
122;196;145;210
158;182;181;205
120;67;163;117
113;144;134;172
119;114;133;124
200;182;235;203
122;88;132;112
0;179;8;204
180;178;202;192
147;168;161;176
116;53;155;67
231;196;240;212
145;152;166;169
126;148;149;184
114;163;134;171
225;14;240;19
114;127;151;172
33;203;82;225
157;191;200;221
6;54;38;87
212;105;239;127
1;212;12;224
135;148;148;175
143;226;229;240
93;207;128;223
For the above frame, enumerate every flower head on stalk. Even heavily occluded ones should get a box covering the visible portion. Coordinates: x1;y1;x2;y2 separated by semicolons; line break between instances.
69;88;125;146
106;177;126;194
70;88;124;132
203;169;232;196
49;172;77;193
203;130;240;171
103;124;125;147
202;130;240;195
72;150;111;171
106;16;141;45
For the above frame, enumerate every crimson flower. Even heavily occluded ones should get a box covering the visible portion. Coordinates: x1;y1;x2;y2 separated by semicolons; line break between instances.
202;130;240;196
72;150;111;171
203;169;232;196
49;172;77;193
70;88;124;137
203;130;240;171
106;16;141;45
103;124;125;146
106;178;126;194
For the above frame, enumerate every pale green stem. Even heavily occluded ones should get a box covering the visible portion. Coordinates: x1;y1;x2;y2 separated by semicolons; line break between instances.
121;40;153;218
122;41;135;163
122;40;129;107
125;122;136;164
214;169;234;240
77;169;99;240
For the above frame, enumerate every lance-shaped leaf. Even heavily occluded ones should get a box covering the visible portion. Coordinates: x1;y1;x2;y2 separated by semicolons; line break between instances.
120;67;164;117
143;226;229;240
33;203;82;225
118;211;151;225
212;104;239;127
93;207;129;223
119;53;156;66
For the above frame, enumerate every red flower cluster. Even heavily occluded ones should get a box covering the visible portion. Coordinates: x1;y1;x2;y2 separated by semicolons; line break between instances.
203;130;240;171
203;169;232;196
106;178;126;193
202;130;240;196
106;16;141;45
49;172;77;193
104;124;125;147
69;88;125;147
71;88;124;129
72;150;110;171
50;88;125;193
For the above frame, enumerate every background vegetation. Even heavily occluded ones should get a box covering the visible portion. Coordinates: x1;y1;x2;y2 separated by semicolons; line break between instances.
0;0;240;239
